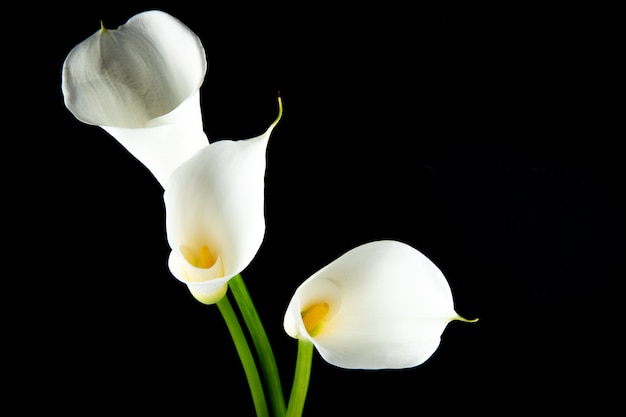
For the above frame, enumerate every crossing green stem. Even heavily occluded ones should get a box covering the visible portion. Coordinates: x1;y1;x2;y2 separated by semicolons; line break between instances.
216;294;270;417
229;274;286;417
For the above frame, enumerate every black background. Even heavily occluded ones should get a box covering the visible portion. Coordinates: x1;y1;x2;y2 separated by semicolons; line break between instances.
12;2;621;415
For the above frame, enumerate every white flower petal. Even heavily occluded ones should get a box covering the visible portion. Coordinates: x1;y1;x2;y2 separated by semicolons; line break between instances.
164;104;281;304
61;10;208;186
102;122;209;188
284;240;475;369
165;137;267;277
62;10;206;129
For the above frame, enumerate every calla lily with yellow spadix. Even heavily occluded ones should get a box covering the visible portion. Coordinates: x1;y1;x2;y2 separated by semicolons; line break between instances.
284;240;477;370
61;10;208;187
164;99;283;305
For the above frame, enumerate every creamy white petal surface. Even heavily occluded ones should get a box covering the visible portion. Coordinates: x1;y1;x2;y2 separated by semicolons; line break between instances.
164;107;281;304
102;123;209;188
61;10;208;187
284;240;476;369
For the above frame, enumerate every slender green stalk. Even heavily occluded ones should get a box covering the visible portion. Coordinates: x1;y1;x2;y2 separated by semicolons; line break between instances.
216;294;270;417
286;339;314;417
229;274;286;417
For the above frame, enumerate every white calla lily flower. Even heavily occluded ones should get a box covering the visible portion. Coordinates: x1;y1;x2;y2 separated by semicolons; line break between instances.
284;240;477;370
164;99;283;304
61;10;208;187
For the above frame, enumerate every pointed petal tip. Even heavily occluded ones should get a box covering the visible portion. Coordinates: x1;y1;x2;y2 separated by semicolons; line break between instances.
268;94;283;131
455;315;479;323
256;94;283;141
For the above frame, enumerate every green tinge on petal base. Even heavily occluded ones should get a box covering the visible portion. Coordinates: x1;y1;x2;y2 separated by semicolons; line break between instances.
190;283;229;305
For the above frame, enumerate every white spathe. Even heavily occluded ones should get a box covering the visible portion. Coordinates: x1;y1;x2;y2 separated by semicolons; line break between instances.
284;240;476;370
61;10;208;187
164;103;282;304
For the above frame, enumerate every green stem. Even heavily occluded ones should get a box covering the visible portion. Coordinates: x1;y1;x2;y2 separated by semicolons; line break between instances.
286;339;314;417
216;294;270;417
229;274;286;417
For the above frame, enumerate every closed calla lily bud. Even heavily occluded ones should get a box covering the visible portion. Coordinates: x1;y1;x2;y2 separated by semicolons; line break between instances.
164;99;283;304
284;240;477;369
61;10;208;187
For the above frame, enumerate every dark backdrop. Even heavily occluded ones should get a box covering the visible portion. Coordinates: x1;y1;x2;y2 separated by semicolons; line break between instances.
12;2;621;415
